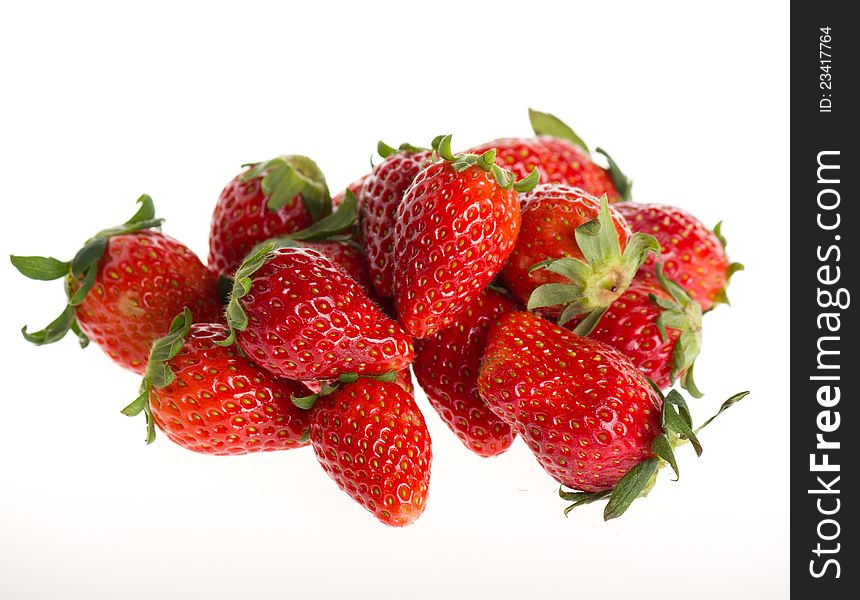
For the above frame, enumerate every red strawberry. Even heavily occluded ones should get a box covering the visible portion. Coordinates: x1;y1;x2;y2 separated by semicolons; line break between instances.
208;155;330;277
478;311;741;519
331;175;369;210
122;308;311;453
360;142;432;297
11;196;220;373
616;203;743;311
307;378;432;527
469;109;631;202
220;242;413;381
393;135;538;338
300;240;372;293
567;265;704;396
413;289;517;457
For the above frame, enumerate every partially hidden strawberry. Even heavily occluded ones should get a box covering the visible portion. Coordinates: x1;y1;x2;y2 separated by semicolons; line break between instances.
393;135;538;339
306;378;432;527
469;109;631;202
616;202;743;311
220;242;413;381
478;311;748;519
360;142;432;297
413;289;517;457
11;195;220;373
208;154;330;278
331;175;369;211
122;308;312;453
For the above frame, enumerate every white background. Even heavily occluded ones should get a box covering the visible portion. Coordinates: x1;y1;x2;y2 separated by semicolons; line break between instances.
0;1;789;598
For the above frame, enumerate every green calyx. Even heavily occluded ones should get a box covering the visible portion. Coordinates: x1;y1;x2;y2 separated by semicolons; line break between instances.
218;240;278;348
651;263;704;397
561;387;750;520
121;307;194;444
711;221;745;308
10;195;164;348
291;371;398;410
242;155;331;222
282;188;358;243
377;141;428;159
595;148;633;202
431;134;540;193
527;195;660;332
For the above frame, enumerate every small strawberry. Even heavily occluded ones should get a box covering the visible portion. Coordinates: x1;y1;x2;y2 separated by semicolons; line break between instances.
413;289;517;457
11;196;220;373
478;311;748;519
505;187;659;332
469;109;631;202
360;142;432;297
220;242;413;381
122;308;312;453
208;154;330;278
616;202;743;311
394;135;538;338
567;264;704;396
306;378;432;527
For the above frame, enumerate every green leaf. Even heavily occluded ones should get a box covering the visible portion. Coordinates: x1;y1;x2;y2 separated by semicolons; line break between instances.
122;381;157;444
126;194;156;224
662;392;702;456
9;255;70;281
219;241;276;345
569;306;608;334
603;458;659;520
292;393;320;410
652;434;679;480
286;189;358;241
559;488;611;516
143;308;193;389
574;196;621;268
695;391;750;434
512;167;540;193
21;304;77;345
595;147;632;201
70;238;108;278
528;109;590;154
433;134;455;161
527;283;583;310
243;155;331;221
70;320;90;348
67;264;99;306
377;141;398;158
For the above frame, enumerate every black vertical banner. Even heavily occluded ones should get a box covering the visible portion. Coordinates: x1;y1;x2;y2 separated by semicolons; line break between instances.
792;3;856;596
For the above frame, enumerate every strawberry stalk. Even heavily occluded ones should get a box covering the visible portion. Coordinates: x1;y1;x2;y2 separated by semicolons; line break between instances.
712;221;746;307
242;154;331;222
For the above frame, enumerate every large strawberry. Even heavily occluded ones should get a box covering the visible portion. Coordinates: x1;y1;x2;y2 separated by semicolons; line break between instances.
478;311;748;519
122;308;311;453
616;202;743;311
505;187;659;332
393;135;538;338
208;154;331;278
220;242;413;381
413;289;517;457
305;378;432;527
469;109;630;202
11;196;220;373
360;142;432;297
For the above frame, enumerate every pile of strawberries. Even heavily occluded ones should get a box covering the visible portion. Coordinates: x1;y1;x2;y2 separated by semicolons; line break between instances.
12;110;747;526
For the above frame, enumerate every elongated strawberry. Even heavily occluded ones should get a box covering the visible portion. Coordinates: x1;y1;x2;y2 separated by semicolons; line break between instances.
478;311;748;519
11;196;220;373
208;155;330;278
413;289;517;457
307;378;432;527
469;109;631;202
360;142;432;297
567;264;704;396
220;242;413;381
121;308;311;453
616;202;743;311
394;135;538;338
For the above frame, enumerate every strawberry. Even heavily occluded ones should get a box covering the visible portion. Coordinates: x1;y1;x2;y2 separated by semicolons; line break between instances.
478;311;748;519
331;175;369;211
616;202;743;311
567;265;704;396
393;135;538;338
469;109;631;202
413;289;517;457
360;142;432;297
11;196;220;373
220;242;413;381
504;187;659;332
208;154;330;278
122;308;312;453
306;378;432;527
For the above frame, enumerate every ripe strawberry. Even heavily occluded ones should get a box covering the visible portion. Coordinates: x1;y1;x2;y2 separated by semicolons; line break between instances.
11;196;220;373
360;142;432;297
122;308;311;453
307;378;432;527
331;175;369;210
469;109;631;202
393;135;538;338
220;242;413;381
567;265;704;396
208;154;330;278
616;202;743;311
504;187;659;331
413;289;517;457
